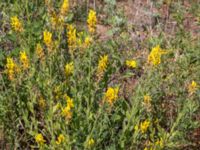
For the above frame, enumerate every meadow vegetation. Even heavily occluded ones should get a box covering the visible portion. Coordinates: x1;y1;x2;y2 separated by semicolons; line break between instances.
0;0;200;149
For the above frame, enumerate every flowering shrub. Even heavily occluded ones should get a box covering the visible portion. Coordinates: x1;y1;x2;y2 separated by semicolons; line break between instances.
0;0;199;150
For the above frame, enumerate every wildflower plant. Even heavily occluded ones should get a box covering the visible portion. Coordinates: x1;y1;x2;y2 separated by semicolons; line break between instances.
67;24;77;54
43;30;53;49
35;43;44;60
188;80;198;95
97;55;108;79
104;87;119;105
5;57;17;80
126;60;137;69
35;134;46;145
10;16;23;32
87;9;97;33
19;51;29;70
148;45;168;66
56;134;65;145
65;62;74;77
60;0;69;16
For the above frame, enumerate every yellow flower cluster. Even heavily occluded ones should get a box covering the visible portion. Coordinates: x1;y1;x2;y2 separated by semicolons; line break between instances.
5;52;29;80
67;24;77;53
62;94;74;119
5;57;17;80
86;138;95;147
87;10;97;33
143;95;151;105
188;80;198;94
50;0;69;29
83;36;92;48
140;120;150;133
104;87;119;105
62;106;72;119
65;62;74;77
10;16;23;32
35;133;46;145
60;0;69;16
148;45;167;66
97;55;108;76
126;60;137;68
19;51;29;70
188;81;198;94
38;97;46;109
65;94;74;108
51;14;64;29
56;134;65;145
43;30;52;48
36;43;44;59
77;34;93;51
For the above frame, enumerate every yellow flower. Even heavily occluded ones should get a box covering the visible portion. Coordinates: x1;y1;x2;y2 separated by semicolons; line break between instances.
62;105;72;119
5;57;15;80
64;94;74;108
6;58;15;70
148;45;167;66
188;80;198;94
87;9;97;33
19;51;29;70
126;60;137;68
65;62;74;77
87;138;95;147
62;94;74;119
38;97;46;109
77;39;82;48
77;35;93;51
51;14;64;29
5;57;19;80
60;0;69;16
140;120;150;133
10;16;23;32
143;95;151;105
67;25;77;53
56;134;65;145
104;87;119;105
83;36;92;48
97;55;108;76
43;30;52;47
35;133;46;145
36;43;44;59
